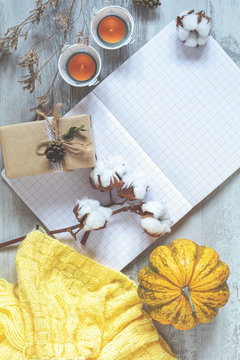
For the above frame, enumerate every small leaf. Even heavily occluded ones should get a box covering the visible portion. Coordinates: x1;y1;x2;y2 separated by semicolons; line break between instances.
62;125;87;141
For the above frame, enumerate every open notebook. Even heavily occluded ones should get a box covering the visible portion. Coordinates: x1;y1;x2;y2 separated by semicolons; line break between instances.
3;19;240;270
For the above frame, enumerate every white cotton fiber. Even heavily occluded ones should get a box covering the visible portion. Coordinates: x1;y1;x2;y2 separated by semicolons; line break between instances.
76;199;100;218
197;36;208;46
141;217;171;237
142;201;166;219
182;14;198;31
108;156;128;177
177;26;190;41
121;172;149;199
100;206;113;219
99;169;115;188
90;156;128;188
197;17;211;37
83;207;112;231
177;10;211;48
184;31;198;47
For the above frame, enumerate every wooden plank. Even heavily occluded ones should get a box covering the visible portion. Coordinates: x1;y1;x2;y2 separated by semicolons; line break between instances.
0;0;239;358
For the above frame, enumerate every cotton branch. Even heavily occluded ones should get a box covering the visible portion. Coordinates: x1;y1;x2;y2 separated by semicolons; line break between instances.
0;156;173;249
0;223;82;249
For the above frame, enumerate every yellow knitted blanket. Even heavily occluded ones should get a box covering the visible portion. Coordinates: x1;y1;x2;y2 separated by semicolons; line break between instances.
0;230;176;360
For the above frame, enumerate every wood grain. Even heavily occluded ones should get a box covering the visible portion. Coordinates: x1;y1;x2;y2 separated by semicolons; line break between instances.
0;1;240;359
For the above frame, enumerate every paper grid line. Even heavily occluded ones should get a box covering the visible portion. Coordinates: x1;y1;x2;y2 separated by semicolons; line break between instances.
3;19;240;269
93;21;240;206
3;93;191;270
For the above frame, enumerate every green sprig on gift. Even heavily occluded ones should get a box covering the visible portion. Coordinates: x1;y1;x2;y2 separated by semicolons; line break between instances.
62;125;87;141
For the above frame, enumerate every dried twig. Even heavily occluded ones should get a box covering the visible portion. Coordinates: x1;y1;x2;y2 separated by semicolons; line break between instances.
0;223;82;249
0;201;146;249
0;0;89;115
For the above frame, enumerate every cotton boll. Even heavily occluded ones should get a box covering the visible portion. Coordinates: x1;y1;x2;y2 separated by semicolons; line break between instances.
100;156;128;179
84;210;106;231
176;10;211;47
184;31;198;47
160;207;172;223
197;35;208;46
142;201;166;219
182;14;198;31
120;172;149;200
99;169;115;188
133;182;149;199
141;217;171;237
76;199;100;218
105;156;128;178
89;168;103;187
89;156;128;189
197;17;210;37
177;26;190;41
100;206;113;219
83;207;112;231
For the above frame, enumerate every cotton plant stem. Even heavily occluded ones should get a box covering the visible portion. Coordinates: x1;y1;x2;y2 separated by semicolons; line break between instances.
0;224;82;249
104;192;127;207
112;202;144;216
79;201;144;246
81;231;91;246
0;202;146;249
109;190;113;205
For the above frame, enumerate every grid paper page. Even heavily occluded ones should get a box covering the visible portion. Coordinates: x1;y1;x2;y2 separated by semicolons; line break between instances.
3;93;191;270
92;20;240;206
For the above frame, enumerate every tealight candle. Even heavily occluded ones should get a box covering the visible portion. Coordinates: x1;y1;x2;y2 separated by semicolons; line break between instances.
58;44;101;87
67;53;96;82
91;6;134;50
97;16;126;44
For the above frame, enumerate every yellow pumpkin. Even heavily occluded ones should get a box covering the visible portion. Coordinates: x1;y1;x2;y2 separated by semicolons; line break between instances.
137;239;230;330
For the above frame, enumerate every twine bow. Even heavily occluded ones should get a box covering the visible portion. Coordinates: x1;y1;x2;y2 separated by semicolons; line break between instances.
36;103;92;158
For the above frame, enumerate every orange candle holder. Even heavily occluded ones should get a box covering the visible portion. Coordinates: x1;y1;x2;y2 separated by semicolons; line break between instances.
91;6;134;50
58;44;101;87
67;53;97;82
97;15;126;44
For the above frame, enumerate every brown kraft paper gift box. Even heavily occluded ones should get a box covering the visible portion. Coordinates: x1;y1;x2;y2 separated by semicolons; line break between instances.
0;114;95;178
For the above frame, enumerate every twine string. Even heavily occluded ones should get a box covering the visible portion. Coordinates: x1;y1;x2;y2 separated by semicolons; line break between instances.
36;103;92;157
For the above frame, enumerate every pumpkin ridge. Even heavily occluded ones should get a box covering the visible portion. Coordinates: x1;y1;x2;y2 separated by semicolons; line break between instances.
149;295;185;325
149;295;182;311
148;262;181;289
190;282;229;293
169;239;198;286
139;283;178;294
150;246;184;287
186;240;199;286
138;285;180;307
190;260;230;291
192;260;220;281
192;295;217;313
139;265;178;291
191;283;230;309
171;296;197;330
189;246;220;287
191;296;218;324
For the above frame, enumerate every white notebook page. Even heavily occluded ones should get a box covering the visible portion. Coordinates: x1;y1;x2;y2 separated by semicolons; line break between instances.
93;21;240;205
3;19;240;269
3;93;191;270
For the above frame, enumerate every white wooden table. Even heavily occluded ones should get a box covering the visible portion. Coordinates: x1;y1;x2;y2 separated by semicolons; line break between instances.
0;1;239;359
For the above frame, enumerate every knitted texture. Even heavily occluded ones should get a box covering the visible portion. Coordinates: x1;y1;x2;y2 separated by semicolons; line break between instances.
0;231;176;360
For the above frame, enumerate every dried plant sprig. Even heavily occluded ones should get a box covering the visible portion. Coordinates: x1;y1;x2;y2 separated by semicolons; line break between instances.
0;0;89;115
0;0;58;53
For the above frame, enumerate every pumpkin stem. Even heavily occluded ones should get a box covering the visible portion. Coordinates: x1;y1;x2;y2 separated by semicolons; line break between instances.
181;286;195;312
